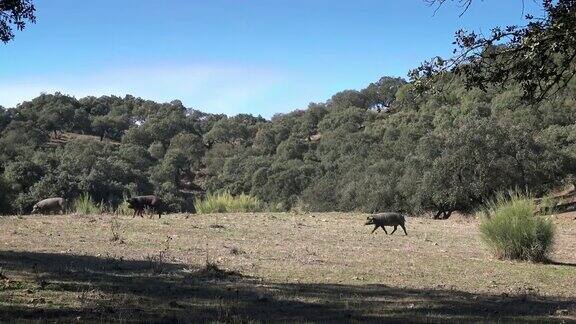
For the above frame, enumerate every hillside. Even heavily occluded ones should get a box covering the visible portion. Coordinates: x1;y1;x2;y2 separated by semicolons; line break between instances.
0;75;575;216
0;212;574;322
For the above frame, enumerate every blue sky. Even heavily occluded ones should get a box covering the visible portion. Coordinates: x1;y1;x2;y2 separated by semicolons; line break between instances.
0;0;544;118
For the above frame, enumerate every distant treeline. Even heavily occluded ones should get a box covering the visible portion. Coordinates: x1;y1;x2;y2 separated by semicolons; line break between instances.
0;75;575;215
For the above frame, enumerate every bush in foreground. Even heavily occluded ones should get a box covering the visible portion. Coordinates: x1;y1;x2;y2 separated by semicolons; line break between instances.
195;191;262;214
479;192;555;262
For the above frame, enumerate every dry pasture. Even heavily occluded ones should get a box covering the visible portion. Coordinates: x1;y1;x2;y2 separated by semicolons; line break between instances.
0;212;575;322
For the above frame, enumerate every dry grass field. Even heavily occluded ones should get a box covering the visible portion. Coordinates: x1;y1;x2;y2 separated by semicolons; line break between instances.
0;211;575;322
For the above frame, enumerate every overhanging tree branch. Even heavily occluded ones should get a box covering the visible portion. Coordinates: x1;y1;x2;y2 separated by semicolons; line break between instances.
0;0;36;43
414;0;576;103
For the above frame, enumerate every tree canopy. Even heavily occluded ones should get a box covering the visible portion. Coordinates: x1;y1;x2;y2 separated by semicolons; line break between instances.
414;0;576;103
0;0;36;43
1;69;574;215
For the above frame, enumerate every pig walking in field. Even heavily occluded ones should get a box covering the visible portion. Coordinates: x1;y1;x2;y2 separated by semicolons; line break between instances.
127;195;163;218
365;212;408;235
31;197;65;214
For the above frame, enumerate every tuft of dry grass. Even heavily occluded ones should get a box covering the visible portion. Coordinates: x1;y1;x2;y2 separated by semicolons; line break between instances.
73;193;102;215
109;216;124;243
195;191;263;214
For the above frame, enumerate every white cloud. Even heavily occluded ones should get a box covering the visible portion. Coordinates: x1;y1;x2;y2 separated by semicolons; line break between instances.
0;63;282;116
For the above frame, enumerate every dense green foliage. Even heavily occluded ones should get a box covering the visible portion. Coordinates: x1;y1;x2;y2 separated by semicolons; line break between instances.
417;1;576;103
0;0;36;43
0;74;575;215
479;192;555;262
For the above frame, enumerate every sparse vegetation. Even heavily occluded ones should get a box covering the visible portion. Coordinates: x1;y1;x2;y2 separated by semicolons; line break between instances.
228;246;245;255
109;216;123;243
0;212;574;322
479;192;556;262
195;191;263;214
146;236;172;274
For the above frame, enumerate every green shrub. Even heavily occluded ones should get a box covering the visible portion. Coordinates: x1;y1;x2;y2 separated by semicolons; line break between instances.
538;195;558;215
266;202;288;212
195;191;262;214
479;192;555;262
115;199;132;216
73;193;103;215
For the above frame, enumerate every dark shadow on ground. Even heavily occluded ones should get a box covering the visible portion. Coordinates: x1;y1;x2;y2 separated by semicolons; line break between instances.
0;250;574;322
546;260;576;268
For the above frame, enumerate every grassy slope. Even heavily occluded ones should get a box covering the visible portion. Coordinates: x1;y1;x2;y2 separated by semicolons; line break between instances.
0;212;574;322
